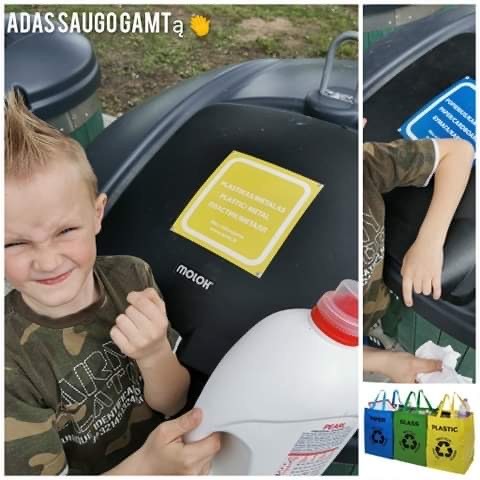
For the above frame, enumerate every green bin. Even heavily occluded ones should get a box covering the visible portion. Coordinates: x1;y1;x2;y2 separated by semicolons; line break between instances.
363;5;449;51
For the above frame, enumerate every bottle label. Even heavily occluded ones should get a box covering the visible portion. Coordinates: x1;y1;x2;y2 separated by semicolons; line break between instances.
276;418;356;475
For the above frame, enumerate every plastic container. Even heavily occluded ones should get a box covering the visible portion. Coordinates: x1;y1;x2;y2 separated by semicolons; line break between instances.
186;279;358;475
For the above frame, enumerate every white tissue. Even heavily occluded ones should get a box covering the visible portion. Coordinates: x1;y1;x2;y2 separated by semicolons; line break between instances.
415;341;472;383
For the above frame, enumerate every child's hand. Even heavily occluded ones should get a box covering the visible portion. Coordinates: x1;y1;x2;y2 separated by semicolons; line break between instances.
364;349;443;383
140;408;221;474
382;351;443;383
111;288;170;366
401;239;443;307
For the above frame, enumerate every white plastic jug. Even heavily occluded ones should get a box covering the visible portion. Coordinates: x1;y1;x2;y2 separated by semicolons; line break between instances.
186;279;359;475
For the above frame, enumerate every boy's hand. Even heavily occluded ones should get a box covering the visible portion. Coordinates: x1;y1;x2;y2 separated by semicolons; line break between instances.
401;239;443;307
111;288;170;366
140;408;221;475
364;348;443;383
382;351;442;383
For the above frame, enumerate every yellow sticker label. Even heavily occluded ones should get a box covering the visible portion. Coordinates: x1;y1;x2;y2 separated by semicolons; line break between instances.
171;151;323;277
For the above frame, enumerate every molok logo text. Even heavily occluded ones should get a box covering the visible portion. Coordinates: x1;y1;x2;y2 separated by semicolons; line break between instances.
176;264;214;290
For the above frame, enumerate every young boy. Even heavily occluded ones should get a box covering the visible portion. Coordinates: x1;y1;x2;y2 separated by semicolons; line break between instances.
363;131;474;382
4;91;220;474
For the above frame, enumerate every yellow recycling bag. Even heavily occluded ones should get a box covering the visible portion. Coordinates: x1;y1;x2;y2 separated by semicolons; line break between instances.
427;393;474;474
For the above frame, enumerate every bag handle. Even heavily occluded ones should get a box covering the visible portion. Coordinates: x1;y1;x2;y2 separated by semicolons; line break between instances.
372;389;387;410
435;394;455;417
403;391;417;410
453;392;469;413
417;389;433;411
391;389;402;407
436;393;469;417
435;394;451;417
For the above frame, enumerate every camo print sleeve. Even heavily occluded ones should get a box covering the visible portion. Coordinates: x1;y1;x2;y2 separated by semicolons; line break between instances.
364;139;437;194
5;256;180;475
5;365;67;475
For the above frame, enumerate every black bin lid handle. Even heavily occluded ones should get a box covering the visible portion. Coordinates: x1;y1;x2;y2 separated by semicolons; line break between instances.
319;30;358;105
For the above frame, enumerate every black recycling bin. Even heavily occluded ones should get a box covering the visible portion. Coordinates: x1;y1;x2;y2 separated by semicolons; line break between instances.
95;102;358;376
87;42;359;469
364;6;475;352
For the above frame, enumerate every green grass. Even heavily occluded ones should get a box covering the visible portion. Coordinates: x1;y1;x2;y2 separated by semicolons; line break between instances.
5;4;357;115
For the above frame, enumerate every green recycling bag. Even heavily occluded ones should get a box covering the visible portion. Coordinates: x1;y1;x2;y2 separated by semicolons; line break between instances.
393;390;433;466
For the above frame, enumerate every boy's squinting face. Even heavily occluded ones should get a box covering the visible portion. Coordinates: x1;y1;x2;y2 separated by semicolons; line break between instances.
5;161;106;317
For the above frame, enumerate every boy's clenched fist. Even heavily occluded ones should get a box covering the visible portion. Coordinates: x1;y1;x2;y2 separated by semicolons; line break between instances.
111;288;170;365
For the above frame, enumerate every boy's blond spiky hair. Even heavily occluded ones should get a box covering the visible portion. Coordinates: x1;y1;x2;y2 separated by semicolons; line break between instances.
5;90;98;202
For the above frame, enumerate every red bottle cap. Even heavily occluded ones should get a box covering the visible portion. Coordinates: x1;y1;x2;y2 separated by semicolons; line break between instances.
311;279;358;346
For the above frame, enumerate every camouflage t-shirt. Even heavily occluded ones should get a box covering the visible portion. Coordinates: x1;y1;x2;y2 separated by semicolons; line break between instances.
5;255;180;475
363;139;438;330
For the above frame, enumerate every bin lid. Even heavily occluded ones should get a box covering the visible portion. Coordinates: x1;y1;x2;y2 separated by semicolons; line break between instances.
97;102;358;375
5;13;100;119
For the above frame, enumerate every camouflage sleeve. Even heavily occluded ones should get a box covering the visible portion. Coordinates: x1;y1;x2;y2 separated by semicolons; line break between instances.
134;258;181;352
5;366;67;475
364;139;437;194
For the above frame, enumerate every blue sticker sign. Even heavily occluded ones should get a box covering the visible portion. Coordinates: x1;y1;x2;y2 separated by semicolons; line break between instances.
398;77;476;152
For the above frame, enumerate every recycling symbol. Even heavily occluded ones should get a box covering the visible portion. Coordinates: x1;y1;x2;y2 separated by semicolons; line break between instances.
372;429;386;445
435;440;454;458
401;433;417;450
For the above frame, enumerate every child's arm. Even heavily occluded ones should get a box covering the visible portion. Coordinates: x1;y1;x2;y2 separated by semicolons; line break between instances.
110;288;190;416
401;139;473;306
363;347;442;383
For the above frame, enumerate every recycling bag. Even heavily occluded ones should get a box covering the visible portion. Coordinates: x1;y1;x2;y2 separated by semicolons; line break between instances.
364;390;401;458
393;390;433;466
427;393;474;474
